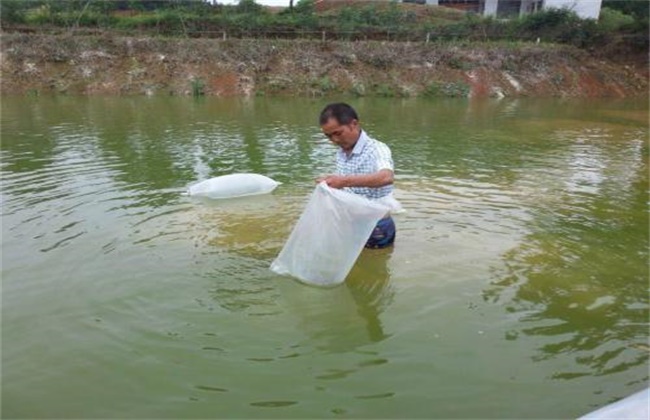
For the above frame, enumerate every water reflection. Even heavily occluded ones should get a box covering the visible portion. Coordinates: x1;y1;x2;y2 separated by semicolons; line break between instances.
482;126;649;383
205;236;395;352
485;234;649;383
1;96;325;201
346;248;395;344
191;193;297;259
280;248;394;354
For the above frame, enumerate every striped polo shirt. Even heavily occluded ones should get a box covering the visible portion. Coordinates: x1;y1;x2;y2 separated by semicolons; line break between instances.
336;130;394;200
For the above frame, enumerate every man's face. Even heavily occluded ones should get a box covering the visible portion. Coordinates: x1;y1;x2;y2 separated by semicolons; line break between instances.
321;118;359;152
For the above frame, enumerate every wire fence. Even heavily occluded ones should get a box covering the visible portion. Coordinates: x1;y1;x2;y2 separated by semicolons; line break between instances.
3;24;645;48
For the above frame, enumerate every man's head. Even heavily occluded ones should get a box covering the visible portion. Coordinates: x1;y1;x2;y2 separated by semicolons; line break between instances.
319;103;361;152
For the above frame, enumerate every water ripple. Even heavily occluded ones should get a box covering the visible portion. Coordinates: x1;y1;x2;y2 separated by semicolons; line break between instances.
249;401;298;408
2;97;647;420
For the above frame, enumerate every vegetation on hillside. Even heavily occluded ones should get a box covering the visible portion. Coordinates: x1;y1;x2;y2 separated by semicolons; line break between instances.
1;0;647;53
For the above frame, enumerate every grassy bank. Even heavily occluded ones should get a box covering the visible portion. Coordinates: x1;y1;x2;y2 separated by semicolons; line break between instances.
2;1;647;52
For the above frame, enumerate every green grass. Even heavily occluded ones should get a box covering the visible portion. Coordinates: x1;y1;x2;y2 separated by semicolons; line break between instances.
190;77;205;96
424;81;470;98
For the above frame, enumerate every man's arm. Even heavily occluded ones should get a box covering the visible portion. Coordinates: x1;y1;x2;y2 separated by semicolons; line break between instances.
317;169;394;189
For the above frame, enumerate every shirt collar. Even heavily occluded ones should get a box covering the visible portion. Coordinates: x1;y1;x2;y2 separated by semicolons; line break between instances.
338;130;368;159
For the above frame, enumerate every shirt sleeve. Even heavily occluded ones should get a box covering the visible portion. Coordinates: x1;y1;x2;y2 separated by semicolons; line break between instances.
375;142;394;172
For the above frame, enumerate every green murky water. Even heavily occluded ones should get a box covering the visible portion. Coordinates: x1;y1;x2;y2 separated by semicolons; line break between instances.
2;96;648;418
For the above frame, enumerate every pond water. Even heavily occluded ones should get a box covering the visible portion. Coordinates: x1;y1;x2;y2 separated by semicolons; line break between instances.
2;96;648;418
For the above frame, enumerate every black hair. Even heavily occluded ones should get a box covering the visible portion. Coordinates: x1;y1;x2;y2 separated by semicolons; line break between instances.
319;103;359;126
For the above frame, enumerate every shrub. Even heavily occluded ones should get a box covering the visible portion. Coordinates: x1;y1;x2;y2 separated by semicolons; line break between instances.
512;8;605;48
294;0;316;16
599;7;635;32
191;77;205;96
374;83;395;97
236;0;263;15
424;81;469;98
317;76;334;92
0;0;27;24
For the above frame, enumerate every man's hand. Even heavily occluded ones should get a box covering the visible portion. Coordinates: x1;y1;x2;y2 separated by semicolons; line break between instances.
316;175;348;189
317;170;393;189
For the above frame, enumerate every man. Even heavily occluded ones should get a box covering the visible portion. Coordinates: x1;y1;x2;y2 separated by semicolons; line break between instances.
317;102;396;249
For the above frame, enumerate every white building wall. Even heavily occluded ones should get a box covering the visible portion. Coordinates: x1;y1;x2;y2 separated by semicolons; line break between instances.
520;0;542;14
543;0;602;19
483;0;499;16
481;0;602;19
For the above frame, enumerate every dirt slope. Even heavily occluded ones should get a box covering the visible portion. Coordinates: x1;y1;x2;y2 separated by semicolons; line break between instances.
1;33;646;97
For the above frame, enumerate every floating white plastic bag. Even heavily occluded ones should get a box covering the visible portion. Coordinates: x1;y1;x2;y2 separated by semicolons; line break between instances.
270;182;389;286
187;173;280;199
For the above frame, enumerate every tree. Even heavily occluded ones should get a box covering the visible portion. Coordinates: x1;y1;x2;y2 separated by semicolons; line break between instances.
0;0;29;23
236;0;262;14
294;0;315;15
602;0;648;22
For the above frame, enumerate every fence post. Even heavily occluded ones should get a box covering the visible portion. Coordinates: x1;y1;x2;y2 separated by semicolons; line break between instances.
426;32;430;44
322;31;325;42
222;30;226;41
